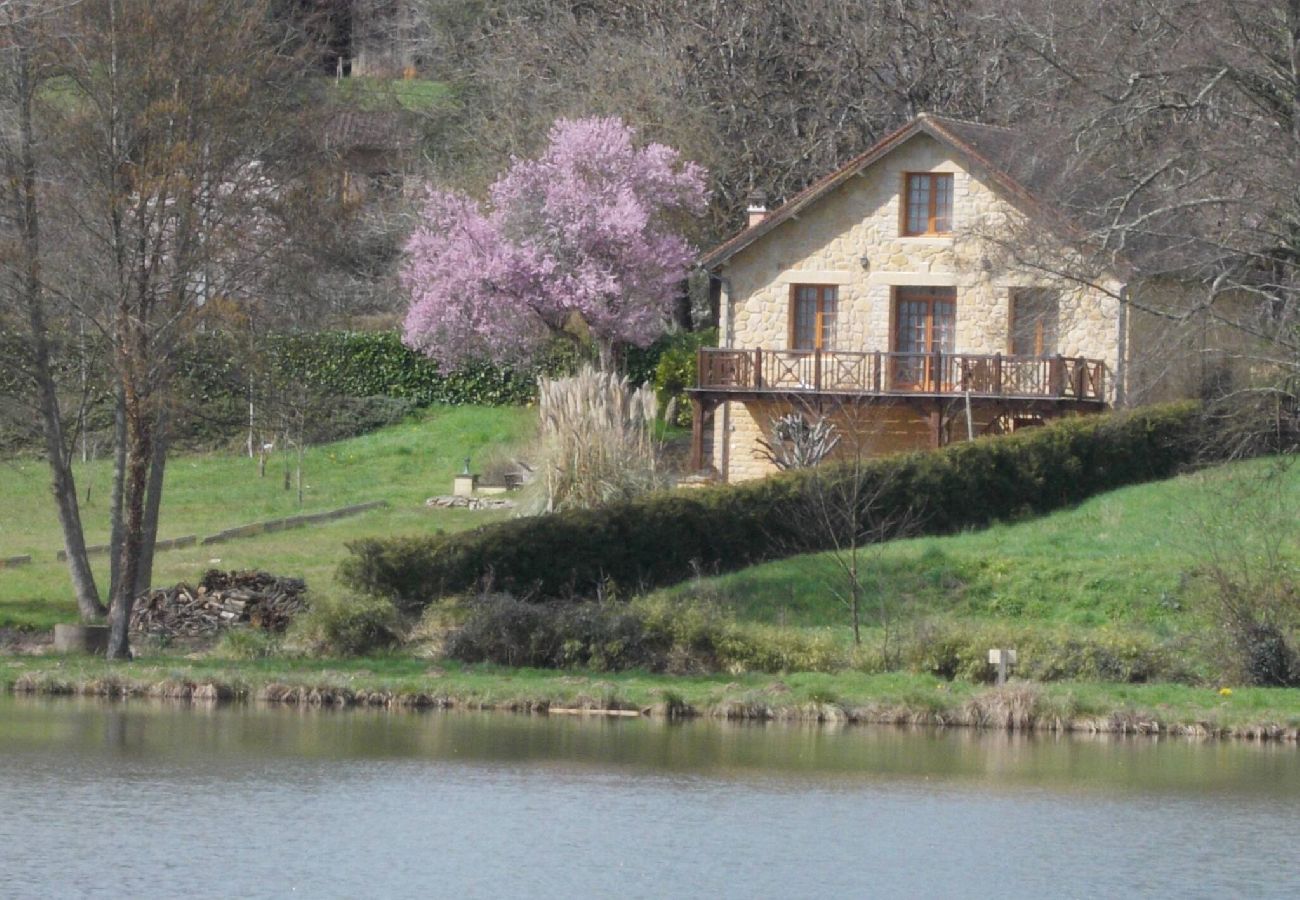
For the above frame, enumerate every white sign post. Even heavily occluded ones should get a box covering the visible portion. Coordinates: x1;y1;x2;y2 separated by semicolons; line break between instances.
988;648;1017;686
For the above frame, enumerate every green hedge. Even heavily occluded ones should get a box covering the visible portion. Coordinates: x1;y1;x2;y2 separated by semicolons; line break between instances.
340;402;1208;611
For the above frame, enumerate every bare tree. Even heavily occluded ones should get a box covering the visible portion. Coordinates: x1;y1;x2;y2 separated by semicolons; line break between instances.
0;0;318;656
764;399;917;652
411;0;1025;245
0;0;107;621
986;0;1300;440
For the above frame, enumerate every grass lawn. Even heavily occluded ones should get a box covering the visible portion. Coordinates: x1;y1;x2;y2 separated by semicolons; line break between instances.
325;77;450;112
663;456;1300;635
0;404;534;629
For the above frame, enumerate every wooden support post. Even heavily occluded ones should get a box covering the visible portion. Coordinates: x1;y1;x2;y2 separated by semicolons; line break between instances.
872;351;882;392
1050;354;1065;396
689;398;705;472
993;352;1003;395
813;347;823;391
754;348;763;389
1074;357;1086;397
929;406;943;449
931;350;942;392
696;347;705;388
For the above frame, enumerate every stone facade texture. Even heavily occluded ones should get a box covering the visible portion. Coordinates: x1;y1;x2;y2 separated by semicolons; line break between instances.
710;132;1124;482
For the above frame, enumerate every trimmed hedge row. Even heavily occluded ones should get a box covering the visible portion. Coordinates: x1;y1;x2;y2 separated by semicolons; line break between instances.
340;402;1208;611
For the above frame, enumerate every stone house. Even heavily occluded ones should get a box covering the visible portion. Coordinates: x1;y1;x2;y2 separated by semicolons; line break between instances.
690;113;1184;482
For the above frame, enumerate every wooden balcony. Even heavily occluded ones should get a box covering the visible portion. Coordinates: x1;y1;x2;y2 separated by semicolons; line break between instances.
693;348;1106;403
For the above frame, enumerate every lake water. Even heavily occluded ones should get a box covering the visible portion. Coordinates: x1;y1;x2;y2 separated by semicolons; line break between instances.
1;695;1299;899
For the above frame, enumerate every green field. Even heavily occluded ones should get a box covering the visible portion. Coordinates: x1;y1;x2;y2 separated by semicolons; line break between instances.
662;456;1300;636
0;405;534;629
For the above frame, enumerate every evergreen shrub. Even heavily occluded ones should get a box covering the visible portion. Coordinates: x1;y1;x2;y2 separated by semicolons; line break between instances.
341;402;1208;610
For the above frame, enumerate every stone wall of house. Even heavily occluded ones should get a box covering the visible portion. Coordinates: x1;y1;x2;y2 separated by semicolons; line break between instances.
711;132;1123;480
714;398;1021;483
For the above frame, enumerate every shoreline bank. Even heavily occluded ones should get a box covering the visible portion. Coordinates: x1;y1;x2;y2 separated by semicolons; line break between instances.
4;656;1300;741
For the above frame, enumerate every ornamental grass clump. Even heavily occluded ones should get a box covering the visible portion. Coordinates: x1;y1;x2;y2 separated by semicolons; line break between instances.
535;365;667;511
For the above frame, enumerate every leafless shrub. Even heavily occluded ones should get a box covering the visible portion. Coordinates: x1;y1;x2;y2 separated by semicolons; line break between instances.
756;412;841;470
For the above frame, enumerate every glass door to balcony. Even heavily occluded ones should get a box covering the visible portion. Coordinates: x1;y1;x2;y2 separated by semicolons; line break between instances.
893;287;955;389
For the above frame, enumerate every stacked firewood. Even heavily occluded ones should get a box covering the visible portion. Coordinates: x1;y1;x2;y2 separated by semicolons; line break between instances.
130;569;308;636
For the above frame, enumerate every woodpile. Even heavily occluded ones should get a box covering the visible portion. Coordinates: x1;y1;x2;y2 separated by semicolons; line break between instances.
130;569;308;636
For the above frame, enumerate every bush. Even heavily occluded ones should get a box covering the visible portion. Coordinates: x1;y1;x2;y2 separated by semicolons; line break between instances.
533;366;667;512
342;402;1210;609
291;595;403;657
215;627;283;660
651;328;716;427
903;620;1199;684
444;593;844;674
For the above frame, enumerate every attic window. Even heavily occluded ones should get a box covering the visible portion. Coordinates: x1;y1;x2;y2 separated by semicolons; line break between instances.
904;173;953;236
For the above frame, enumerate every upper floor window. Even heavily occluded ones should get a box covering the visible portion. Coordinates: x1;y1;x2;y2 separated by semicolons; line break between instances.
904;173;953;236
790;285;837;351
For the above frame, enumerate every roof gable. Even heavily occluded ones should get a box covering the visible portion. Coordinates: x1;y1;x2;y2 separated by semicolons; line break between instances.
700;114;1037;270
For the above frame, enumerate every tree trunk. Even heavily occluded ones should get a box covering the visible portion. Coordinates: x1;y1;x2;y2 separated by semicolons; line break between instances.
108;385;127;599
672;279;693;331
10;33;104;620
132;405;168;598
107;392;151;661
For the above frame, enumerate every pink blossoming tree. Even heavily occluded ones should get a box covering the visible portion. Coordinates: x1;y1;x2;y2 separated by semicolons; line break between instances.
401;117;707;369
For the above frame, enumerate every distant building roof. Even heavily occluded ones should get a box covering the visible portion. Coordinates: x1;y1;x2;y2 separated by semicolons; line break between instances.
323;109;418;153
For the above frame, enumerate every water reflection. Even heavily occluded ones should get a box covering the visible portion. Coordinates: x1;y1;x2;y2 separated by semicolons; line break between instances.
2;696;1299;899
2;694;1296;796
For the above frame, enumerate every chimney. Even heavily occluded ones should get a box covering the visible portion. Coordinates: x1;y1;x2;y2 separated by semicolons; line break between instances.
746;190;768;228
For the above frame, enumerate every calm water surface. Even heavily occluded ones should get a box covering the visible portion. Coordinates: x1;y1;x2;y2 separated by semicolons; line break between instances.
2;695;1299;898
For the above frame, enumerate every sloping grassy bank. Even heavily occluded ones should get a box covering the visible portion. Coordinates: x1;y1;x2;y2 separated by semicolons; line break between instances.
4;656;1300;739
0;404;534;630
660;455;1300;632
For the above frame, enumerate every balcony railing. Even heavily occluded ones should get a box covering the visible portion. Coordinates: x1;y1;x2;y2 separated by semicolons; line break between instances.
696;348;1106;402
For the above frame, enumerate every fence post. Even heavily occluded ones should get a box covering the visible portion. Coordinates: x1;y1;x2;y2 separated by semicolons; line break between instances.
814;347;823;391
754;347;763;389
1051;354;1064;396
994;353;1003;395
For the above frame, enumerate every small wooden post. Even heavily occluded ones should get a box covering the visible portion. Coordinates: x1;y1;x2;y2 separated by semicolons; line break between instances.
872;351;882;392
813;347;823;391
696;347;705;388
1074;357;1086;397
754;348;763;389
689;398;705;471
1050;354;1065;396
931;350;942;392
929;407;943;449
993;353;1003;395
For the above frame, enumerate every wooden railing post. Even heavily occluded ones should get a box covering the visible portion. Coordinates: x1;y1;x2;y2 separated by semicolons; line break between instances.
814;347;823;391
1073;357;1086;397
993;353;1003;395
1050;354;1064;396
931;350;942;392
690;398;705;471
696;347;705;388
872;352;882;392
754;347;763;389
